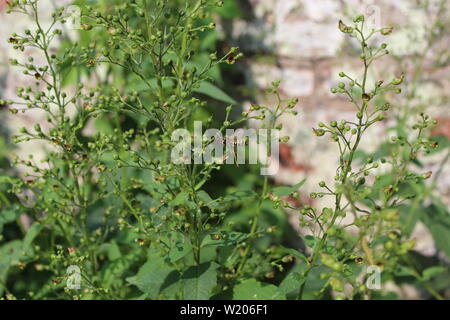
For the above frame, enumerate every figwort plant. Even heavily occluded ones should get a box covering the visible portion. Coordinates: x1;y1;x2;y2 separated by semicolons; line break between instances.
0;0;446;301
1;0;290;299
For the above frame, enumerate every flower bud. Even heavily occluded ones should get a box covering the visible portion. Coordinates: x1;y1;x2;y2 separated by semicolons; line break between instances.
313;128;325;137
380;27;394;35
354;15;364;23
338;20;353;33
391;73;404;85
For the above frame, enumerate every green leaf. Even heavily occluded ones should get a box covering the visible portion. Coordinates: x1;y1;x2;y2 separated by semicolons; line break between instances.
271;179;306;197
201;231;249;248
422;266;447;281
280;247;307;262
22;223;43;254
197;190;220;210
168;235;193;263
393;265;414;277
194;81;236;105
181;262;218;300
278;267;306;297
127;251;179;298
233;279;284;300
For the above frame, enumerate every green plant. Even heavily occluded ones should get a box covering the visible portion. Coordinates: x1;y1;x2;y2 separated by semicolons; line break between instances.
268;15;445;300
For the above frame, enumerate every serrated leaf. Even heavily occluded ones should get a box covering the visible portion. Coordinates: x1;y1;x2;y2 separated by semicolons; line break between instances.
278;269;305;297
182;262;218;300
271;179;306;197
194;81;236;105
303;235;317;248
168;237;193;263
233;279;284;300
